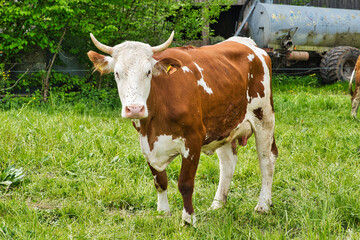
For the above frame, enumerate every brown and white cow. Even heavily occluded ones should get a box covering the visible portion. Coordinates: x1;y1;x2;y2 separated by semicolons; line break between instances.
349;56;360;118
87;31;278;225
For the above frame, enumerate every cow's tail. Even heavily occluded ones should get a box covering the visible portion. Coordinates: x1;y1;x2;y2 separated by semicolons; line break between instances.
349;69;356;96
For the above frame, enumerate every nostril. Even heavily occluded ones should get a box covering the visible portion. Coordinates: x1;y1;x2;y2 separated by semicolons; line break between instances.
125;106;131;113
139;106;145;113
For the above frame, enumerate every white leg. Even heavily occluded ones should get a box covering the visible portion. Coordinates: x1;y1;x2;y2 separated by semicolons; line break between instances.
211;142;238;209
253;127;277;213
157;190;170;213
255;151;276;213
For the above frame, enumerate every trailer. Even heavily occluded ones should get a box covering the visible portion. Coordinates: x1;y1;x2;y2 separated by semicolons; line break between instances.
235;0;360;84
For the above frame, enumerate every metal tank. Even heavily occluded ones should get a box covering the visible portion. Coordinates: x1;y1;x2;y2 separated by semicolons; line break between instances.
247;3;360;51
236;0;360;84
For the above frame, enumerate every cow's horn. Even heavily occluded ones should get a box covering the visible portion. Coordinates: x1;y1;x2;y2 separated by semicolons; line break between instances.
90;33;114;55
151;31;174;53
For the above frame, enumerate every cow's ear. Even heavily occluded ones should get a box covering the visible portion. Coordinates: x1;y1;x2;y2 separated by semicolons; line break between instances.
87;51;114;75
153;58;182;76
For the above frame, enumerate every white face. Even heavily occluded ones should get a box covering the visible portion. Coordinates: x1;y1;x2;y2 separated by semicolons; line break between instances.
110;42;156;119
89;32;174;119
114;57;155;119
89;31;174;119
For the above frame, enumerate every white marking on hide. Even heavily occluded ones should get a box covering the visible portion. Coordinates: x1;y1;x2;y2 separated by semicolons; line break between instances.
226;36;271;107
193;62;213;95
211;142;238;210
182;66;192;73
182;208;196;226
254;150;276;213
157;190;170;212
247;54;255;62
140;134;189;172
197;79;213;95
226;37;257;47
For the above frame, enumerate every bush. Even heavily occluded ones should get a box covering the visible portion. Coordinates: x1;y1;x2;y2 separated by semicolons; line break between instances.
0;71;120;111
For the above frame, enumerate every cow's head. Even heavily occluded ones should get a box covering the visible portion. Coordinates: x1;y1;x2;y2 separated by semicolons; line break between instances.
87;31;175;119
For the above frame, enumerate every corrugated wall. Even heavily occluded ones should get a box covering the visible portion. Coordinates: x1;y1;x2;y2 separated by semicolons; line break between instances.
272;0;360;10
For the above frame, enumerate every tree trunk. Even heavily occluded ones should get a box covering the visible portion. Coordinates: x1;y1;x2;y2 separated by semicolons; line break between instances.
202;5;210;46
96;74;103;89
42;24;68;102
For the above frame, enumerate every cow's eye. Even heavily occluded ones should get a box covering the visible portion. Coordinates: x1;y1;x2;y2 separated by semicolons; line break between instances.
115;72;120;79
146;70;151;77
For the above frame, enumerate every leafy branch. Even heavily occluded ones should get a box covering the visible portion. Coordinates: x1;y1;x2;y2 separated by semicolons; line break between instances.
0;69;29;92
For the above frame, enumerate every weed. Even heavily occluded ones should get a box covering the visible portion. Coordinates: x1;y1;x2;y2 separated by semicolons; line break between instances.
0;165;25;192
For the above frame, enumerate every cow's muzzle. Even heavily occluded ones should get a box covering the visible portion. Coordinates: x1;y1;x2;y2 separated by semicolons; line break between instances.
124;104;146;119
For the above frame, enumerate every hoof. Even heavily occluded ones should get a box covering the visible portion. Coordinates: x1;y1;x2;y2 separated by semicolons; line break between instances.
254;201;272;213
210;200;225;210
182;209;196;227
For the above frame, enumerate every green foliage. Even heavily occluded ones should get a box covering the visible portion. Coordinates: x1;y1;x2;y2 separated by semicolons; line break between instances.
0;0;77;60
0;77;120;111
1;0;232;65
0;63;11;90
0;0;232;101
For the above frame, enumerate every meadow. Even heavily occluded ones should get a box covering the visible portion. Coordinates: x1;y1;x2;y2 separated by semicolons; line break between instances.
0;74;359;239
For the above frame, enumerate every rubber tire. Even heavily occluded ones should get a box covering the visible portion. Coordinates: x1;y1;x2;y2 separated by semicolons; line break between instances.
320;46;360;84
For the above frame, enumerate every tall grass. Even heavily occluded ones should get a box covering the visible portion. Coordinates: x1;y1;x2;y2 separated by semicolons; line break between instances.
0;74;359;239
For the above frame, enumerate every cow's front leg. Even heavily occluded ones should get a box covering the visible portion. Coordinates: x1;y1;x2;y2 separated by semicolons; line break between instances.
178;149;200;226
147;163;170;214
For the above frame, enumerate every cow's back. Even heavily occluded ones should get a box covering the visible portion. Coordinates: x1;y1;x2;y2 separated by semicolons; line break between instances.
146;38;272;146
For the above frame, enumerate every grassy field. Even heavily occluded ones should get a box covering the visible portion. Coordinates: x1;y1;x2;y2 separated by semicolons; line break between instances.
1;74;359;239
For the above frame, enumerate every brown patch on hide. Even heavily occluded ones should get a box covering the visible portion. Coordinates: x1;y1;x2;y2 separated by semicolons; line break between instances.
247;53;271;104
253;107;263;120
271;136;278;156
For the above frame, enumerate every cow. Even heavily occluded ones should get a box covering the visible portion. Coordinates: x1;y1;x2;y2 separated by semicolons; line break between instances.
349;56;360;118
87;31;278;225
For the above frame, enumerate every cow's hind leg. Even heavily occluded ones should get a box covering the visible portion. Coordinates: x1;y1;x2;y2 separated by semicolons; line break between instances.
351;85;360;118
147;163;170;213
253;117;278;213
211;142;238;210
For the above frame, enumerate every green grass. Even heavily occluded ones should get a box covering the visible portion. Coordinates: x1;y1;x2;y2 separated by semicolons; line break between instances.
1;74;359;239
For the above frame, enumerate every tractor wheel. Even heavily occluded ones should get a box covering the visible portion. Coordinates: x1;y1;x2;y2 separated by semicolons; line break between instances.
320;46;360;84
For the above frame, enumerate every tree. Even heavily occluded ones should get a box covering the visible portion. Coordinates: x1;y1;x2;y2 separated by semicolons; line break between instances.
0;0;232;99
0;0;87;100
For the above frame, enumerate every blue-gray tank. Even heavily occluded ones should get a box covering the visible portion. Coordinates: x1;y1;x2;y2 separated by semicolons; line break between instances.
247;3;360;51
